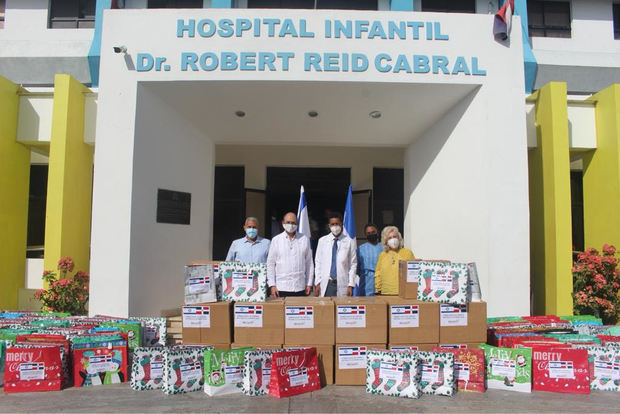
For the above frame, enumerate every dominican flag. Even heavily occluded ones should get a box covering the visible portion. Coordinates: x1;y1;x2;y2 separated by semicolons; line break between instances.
297;185;311;239
494;0;514;41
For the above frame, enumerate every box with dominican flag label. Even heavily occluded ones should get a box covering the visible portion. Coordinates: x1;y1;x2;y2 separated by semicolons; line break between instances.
439;301;487;344
284;297;334;345
234;299;284;345
334;297;387;344
182;302;231;345
385;297;438;344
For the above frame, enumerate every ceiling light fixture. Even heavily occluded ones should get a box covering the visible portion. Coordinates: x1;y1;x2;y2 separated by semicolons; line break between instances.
308;111;318;118
369;110;382;119
235;110;246;118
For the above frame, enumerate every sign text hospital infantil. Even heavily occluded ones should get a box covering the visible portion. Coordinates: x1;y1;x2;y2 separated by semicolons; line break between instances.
136;17;487;76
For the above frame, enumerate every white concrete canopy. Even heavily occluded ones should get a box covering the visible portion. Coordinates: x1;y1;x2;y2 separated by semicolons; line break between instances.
144;80;478;146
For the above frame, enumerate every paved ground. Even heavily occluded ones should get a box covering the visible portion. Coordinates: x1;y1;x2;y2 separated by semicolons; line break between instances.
1;381;619;413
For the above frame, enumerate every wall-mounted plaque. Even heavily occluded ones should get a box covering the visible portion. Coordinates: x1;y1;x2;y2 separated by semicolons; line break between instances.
156;189;191;225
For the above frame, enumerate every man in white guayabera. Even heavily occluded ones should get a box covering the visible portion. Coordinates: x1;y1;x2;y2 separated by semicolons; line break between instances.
266;212;314;298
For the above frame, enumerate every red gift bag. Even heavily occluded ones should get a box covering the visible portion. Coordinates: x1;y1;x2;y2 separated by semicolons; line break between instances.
4;346;64;393
268;348;321;398
531;347;590;394
434;347;486;393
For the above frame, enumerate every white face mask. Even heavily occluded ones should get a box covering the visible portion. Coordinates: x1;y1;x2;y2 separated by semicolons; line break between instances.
283;223;297;234
330;225;342;236
387;237;400;250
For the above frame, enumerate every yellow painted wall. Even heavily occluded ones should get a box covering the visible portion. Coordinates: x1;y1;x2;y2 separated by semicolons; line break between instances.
43;75;93;277
528;82;574;315
0;76;30;308
583;85;620;252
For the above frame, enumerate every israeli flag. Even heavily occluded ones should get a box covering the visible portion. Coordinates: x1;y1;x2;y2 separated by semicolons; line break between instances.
343;185;361;295
297;185;311;239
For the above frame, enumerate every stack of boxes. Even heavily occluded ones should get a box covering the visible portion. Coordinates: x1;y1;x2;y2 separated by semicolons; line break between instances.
181;258;487;386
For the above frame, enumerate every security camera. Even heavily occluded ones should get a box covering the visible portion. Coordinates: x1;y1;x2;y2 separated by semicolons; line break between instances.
113;46;127;54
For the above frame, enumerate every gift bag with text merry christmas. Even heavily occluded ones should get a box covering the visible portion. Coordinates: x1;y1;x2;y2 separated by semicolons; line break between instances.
268;348;321;398
4;345;63;393
531;347;590;394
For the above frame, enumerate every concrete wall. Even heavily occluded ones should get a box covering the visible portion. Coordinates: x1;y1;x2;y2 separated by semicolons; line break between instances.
0;0;93;85
128;84;214;316
216;145;404;190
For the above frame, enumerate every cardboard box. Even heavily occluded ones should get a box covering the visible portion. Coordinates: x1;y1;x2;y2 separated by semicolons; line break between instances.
388;343;437;352
286;344;334;386
182;302;232;345
335;344;386;385
439;301;487;344
334;297;387;344
284;297;334;345
205;343;231;350
233;298;284;345
398;260;420;299
385;297;439;344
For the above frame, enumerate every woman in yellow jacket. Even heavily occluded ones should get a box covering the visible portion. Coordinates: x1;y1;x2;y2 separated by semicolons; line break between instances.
374;226;414;295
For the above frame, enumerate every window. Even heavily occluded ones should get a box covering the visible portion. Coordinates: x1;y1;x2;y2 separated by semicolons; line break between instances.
528;0;571;38
421;0;475;13
49;0;96;28
0;0;6;29
614;4;620;40
247;0;378;10
148;0;204;7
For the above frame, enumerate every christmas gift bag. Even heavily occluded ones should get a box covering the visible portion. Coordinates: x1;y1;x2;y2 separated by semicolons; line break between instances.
130;347;166;391
184;264;220;304
434;347;485;393
365;349;421;399
417;261;468;305
99;321;142;352
243;349;283;396
13;343;70;388
480;344;532;393
4;345;64;393
219;262;267;302
73;344;128;387
416;351;456;396
129;317;167;347
162;346;209;395
268;348;321;398
204;347;251;396
578;345;620;391
531;347;589;394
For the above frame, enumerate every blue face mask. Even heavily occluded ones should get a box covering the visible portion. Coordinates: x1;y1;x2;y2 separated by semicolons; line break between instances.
245;228;258;239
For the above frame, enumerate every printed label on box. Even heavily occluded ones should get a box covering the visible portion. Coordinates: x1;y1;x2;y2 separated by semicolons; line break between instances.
390;345;419;351
285;306;314;329
232;272;254;290
225;365;243;384
594;360;620;380
548;361;575;379
390;305;419;328
336;305;366;328
440;344;468;349
406;262;421;283
431;273;454;291
89;355;115;373
234;305;263;328
440;304;468;327
263;366;272;383
421;364;440;383
150;361;164;378
288;368;309;387
183;306;211;328
491;359;516;379
338;346;367;370
180;362;202;381
455;362;470;381
187;276;211;294
379;361;404;382
19;362;45;380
